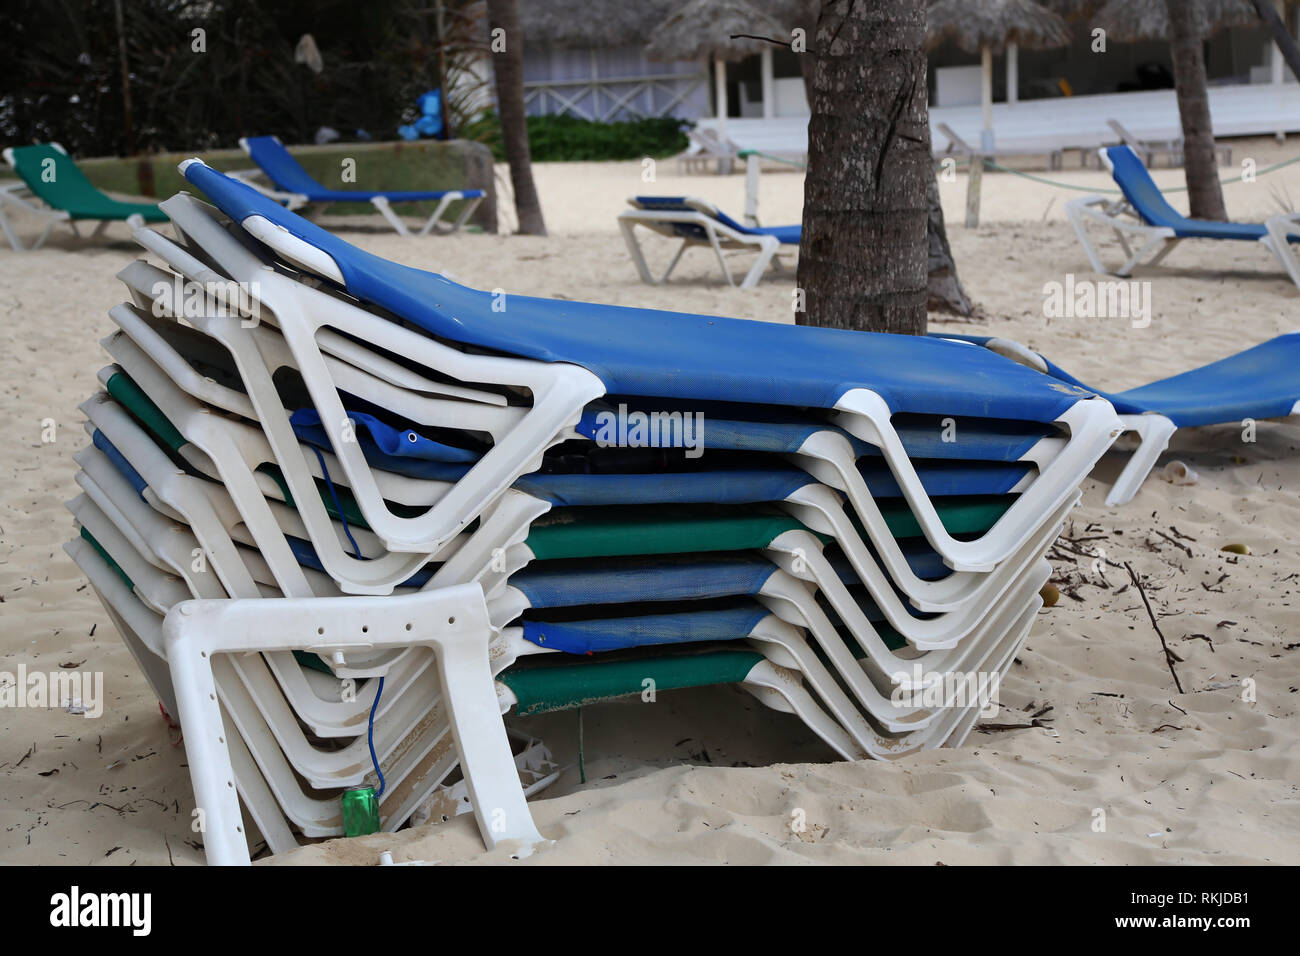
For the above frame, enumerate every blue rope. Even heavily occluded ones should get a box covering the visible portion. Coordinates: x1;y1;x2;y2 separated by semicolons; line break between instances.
308;445;363;560
368;676;387;797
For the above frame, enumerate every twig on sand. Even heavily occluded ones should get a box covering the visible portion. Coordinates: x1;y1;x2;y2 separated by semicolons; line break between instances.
1124;562;1184;694
977;718;1051;734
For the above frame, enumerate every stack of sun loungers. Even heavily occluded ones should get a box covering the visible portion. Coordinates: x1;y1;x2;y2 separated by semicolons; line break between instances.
63;159;1124;865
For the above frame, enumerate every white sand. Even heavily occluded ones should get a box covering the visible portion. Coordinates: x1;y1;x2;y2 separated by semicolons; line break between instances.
1;136;1297;865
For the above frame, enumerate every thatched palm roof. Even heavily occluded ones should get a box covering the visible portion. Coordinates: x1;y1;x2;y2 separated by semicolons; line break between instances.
646;0;787;62
1038;0;1105;19
1092;0;1260;43
927;0;1073;53
519;0;678;50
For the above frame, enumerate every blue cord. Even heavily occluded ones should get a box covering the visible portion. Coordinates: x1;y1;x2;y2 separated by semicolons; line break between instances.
368;676;386;797
308;445;363;560
308;445;384;792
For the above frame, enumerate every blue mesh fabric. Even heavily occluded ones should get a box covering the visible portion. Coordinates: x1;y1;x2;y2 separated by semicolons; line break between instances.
91;430;149;499
510;554;778;608
521;603;772;654
290;408;478;463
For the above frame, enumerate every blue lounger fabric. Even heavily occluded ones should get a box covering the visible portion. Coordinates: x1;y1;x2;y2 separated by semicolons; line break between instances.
629;196;801;244
183;161;1094;423
941;332;1300;428
1105;145;1297;243
243;135;485;204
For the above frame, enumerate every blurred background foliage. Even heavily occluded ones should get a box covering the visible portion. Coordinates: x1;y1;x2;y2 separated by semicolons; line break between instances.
0;0;490;156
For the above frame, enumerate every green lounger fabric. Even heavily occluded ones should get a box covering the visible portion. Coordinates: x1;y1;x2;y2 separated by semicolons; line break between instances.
9;145;167;223
499;646;764;717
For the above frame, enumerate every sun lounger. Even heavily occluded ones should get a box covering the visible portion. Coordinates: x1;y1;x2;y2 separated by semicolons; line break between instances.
617;195;799;287
238;135;484;236
1066;145;1300;287
0;143;166;250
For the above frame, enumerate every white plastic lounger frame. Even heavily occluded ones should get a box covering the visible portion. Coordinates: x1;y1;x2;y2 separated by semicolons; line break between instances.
111;260;1069;636
79;397;436;734
1264;213;1300;291
139;191;607;560
0;144;146;251
162;583;541;865
70;556;505;850
237;137;482;237
115;254;1073;613
63;537;302;855
164;189;1120;577
617;196;786;289
69;475;466;795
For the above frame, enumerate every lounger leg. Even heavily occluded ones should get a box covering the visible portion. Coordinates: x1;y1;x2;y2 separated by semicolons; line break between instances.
165;616;249;865
417;195;456;236
1263;216;1300;290
450;195;482;233
1106;414;1178;506
1065;200;1109;274
90;219;110;239
370;196;411;236
163;585;544;863
0;207;27;251
1118;234;1177;276
660;240;690;283
706;226;738;287
740;236;781;289
618;218;659;284
419;194;482;236
430;627;545;853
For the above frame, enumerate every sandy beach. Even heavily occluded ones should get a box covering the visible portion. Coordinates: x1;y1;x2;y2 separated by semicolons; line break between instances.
1;137;1297;866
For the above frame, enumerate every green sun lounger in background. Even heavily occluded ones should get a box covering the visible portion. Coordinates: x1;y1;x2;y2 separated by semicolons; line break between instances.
0;143;167;251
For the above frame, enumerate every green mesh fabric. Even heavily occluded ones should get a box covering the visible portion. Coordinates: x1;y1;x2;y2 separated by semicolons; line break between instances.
499;647;763;717
105;373;187;454
80;527;136;592
9;145;167;222
525;507;818;560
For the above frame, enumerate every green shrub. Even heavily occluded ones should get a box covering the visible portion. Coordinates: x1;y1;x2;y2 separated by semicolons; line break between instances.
462;113;692;162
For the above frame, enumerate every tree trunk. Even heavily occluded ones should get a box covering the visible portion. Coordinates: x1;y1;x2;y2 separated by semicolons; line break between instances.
1165;0;1226;220
1249;0;1300;81
796;0;928;334
926;168;972;315
486;0;546;236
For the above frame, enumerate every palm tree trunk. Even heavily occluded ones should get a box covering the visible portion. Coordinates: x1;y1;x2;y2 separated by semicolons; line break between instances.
926;168;972;315
1165;0;1226;220
486;0;546;236
1249;0;1300;81
796;0;928;334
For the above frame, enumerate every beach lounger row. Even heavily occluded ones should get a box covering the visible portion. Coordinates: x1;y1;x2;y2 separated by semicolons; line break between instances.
63;159;1125;865
1;138;482;251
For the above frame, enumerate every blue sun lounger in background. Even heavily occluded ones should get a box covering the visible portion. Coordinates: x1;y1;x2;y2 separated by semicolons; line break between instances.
236;135;484;236
617;195;801;288
1065;145;1300;288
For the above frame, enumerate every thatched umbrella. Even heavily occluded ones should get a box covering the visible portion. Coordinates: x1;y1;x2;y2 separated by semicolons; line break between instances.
647;0;786;138
927;0;1073;149
1092;0;1259;43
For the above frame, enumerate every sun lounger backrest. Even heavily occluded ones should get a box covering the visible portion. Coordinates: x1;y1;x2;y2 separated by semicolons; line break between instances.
7;144;119;216
242;136;323;195
1103;145;1185;230
629;195;754;235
